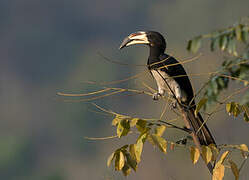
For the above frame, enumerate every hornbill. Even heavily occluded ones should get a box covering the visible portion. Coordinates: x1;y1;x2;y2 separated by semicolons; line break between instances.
119;31;216;146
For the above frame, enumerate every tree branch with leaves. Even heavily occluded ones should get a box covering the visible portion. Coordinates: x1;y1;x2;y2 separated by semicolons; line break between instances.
58;18;249;180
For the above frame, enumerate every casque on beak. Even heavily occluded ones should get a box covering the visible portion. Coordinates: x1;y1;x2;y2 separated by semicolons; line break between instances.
119;31;149;49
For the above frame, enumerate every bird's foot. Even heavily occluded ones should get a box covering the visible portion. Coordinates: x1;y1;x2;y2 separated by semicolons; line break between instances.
169;100;177;109
152;92;161;100
176;137;188;145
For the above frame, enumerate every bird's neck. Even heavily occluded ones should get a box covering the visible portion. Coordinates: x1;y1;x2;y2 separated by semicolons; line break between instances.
148;46;165;65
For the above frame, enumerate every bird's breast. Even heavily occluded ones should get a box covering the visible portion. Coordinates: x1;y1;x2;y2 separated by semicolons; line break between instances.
150;69;187;102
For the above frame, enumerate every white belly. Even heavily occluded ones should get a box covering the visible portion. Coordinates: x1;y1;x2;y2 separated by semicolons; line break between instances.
151;69;187;102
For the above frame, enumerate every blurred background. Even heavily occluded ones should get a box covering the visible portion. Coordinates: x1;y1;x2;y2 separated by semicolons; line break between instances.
0;0;249;179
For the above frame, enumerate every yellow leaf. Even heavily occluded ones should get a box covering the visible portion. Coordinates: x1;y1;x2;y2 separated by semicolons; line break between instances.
228;160;239;180
129;144;137;162
209;144;219;162
235;25;242;41
202;146;212;164
233;103;241;117
195;98;207;117
190;146;200;164
130;133;146;163
130;118;139;127
217;151;230;165
151;134;167;153
155;125;166;137
112;114;123;126
134;140;143;162
212;164;225;180
226;102;232;114
115;151;125;171
124;152;137;171
119;151;125;170
147;135;155;146
117;119;130;138
242;105;249;118
136;119;147;132
107;152;115;167
122;163;131;176
239;144;249;152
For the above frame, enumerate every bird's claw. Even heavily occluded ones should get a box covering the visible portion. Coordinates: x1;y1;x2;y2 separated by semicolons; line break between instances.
170;101;177;109
152;92;161;100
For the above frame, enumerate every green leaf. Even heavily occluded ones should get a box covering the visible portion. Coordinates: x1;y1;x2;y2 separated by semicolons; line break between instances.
122;163;131;176
228;160;239;180
211;37;219;51
232;39;238;56
219;35;228;51
115;151;125;171
117;119;130;138
202;146;212;164
242;26;249;43
155;125;166;137
187;40;192;51
190;36;202;53
195;98;207;117
107;152;115;167
136;119;147;133
151;134;167;153
217;76;228;89
211;78;219;94
227;37;233;54
190;146;200;164
235;25;242;41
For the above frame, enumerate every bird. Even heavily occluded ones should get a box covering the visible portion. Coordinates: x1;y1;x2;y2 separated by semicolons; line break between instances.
119;31;216;146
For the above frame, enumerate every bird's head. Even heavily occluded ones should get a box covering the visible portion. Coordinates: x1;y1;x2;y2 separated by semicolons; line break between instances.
119;31;166;53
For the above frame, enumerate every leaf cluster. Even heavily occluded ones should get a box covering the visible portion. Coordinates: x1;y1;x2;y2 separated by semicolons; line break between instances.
226;102;249;122
188;21;249;119
107;114;170;176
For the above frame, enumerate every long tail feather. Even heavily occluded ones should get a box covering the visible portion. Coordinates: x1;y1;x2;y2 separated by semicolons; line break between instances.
186;109;216;146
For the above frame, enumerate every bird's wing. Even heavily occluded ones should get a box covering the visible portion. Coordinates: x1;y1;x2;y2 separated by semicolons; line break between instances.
157;54;195;105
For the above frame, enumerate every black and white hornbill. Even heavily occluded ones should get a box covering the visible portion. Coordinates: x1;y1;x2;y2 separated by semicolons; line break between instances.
119;31;216;146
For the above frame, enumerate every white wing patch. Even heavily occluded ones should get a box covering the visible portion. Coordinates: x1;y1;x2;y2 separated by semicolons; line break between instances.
151;69;187;102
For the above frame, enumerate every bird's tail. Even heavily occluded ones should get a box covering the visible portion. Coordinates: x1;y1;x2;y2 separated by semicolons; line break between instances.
186;109;216;146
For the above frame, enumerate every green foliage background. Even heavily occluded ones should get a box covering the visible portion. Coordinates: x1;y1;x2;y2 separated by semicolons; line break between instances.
0;0;249;179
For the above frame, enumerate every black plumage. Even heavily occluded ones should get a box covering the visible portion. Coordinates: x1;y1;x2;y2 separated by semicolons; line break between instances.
120;31;216;146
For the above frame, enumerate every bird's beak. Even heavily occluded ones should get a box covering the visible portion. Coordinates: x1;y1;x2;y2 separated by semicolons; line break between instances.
119;36;132;49
119;31;149;49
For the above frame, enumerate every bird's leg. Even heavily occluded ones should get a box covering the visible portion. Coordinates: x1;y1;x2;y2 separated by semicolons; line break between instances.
152;88;165;101
169;98;178;109
169;85;182;108
152;92;161;100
